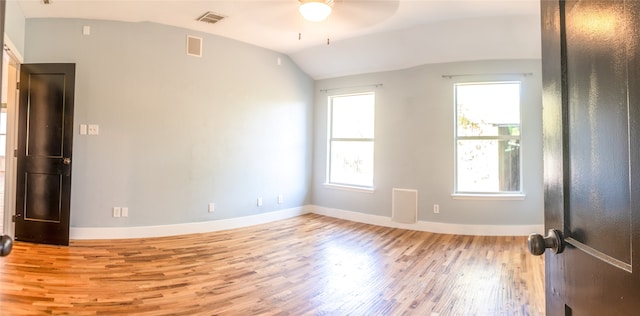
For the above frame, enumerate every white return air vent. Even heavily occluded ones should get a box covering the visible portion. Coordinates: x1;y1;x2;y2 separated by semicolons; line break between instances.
186;35;202;57
392;188;418;224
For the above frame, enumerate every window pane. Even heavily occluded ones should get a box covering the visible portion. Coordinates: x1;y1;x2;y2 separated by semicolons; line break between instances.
0;111;6;134
457;139;520;193
330;141;374;187
0;135;5;156
456;83;520;137
331;94;375;138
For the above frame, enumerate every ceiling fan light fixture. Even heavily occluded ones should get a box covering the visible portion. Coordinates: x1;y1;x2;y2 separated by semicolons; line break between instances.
299;0;333;22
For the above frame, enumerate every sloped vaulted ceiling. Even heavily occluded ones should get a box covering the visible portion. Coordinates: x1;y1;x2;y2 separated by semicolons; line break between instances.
16;0;541;79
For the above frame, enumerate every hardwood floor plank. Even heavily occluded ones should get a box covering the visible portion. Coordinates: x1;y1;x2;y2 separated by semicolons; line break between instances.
0;214;544;315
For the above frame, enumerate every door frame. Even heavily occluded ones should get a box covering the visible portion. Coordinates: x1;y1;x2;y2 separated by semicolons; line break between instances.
1;35;22;237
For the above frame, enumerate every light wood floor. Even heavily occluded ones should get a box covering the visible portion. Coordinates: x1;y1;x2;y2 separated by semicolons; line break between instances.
0;214;544;315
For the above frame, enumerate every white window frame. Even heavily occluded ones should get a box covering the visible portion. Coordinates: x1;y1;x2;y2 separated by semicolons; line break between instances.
453;81;524;196
325;92;375;190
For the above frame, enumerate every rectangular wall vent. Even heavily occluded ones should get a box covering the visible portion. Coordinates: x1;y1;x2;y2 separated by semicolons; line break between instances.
197;12;226;24
186;35;202;57
392;188;418;224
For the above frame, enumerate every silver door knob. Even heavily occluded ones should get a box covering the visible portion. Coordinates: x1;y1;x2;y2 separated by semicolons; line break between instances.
528;229;565;256
63;158;71;165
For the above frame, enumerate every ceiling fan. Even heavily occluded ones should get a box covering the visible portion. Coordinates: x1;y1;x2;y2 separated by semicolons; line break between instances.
292;0;400;45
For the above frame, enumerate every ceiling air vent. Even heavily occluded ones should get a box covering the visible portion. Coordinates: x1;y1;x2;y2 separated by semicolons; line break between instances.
197;12;226;24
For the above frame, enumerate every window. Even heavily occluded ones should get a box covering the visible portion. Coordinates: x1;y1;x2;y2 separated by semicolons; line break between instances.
327;93;375;188
454;82;521;194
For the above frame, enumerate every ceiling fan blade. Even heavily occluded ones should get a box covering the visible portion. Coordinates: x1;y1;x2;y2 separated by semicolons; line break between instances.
329;0;400;29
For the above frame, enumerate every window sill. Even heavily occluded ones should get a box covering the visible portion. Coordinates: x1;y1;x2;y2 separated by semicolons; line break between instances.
451;193;525;200
323;183;375;194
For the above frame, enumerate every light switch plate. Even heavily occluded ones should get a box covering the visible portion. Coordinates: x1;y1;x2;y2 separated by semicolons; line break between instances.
112;207;121;218
79;124;87;135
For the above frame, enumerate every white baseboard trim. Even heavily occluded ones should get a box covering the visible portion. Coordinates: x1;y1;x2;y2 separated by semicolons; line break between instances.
311;206;544;236
70;205;313;240
70;204;543;240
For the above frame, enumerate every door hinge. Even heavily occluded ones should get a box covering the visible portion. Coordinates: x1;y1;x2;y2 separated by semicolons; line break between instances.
13;149;17;157
12;215;16;222
16;81;19;90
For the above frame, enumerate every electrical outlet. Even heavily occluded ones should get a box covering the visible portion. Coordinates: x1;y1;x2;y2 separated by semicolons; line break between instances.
112;207;121;218
257;198;263;207
121;207;129;217
208;203;215;213
433;204;440;214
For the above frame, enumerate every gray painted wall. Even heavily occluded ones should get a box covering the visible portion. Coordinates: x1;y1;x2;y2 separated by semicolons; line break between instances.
21;18;543;229
5;0;25;55
312;60;544;226
24;19;314;227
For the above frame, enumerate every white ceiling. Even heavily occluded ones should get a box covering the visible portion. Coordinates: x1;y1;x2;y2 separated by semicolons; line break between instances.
16;0;542;79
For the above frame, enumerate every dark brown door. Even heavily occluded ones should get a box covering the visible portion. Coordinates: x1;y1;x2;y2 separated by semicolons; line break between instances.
538;0;640;314
15;64;75;246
